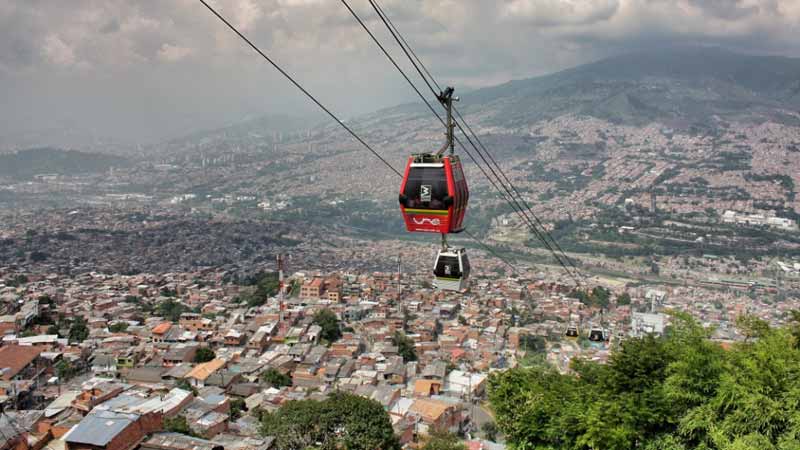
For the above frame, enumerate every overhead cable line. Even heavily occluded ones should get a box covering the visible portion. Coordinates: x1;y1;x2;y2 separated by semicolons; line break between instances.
197;0;518;273
197;0;401;178
358;0;583;285
454;109;584;278
367;0;582;278
464;229;519;274
370;0;583;281
362;0;580;284
368;0;581;280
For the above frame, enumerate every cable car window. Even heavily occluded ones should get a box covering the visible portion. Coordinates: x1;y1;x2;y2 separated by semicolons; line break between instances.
403;167;449;210
460;252;471;278
434;255;462;278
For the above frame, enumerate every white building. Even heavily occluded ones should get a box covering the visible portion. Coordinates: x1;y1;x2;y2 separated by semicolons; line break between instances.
630;312;666;337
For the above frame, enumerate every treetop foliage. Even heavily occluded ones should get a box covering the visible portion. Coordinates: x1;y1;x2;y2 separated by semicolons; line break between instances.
194;347;216;363
243;271;280;307
488;312;800;450
156;298;190;322
312;308;342;343
421;430;467;450
393;331;417;362
262;368;292;388
260;392;399;450
570;286;612;309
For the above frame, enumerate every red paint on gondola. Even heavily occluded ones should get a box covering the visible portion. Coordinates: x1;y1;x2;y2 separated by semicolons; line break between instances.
399;154;469;234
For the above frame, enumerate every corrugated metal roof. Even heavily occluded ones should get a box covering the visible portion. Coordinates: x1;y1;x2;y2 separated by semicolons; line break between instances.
64;410;138;446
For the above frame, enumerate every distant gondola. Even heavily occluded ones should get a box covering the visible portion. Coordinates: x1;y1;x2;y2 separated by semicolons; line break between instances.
565;323;579;339
433;247;470;291
588;326;608;342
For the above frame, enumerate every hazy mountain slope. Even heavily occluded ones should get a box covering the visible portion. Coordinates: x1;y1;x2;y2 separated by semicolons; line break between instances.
457;47;800;128
0;148;130;179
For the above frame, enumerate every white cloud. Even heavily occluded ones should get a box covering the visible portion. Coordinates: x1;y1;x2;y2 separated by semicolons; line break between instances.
502;0;620;26
41;34;80;67
2;0;800;143
157;43;194;62
231;0;264;31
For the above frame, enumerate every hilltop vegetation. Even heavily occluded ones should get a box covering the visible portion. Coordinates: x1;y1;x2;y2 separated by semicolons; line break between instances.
488;312;800;450
0;147;129;179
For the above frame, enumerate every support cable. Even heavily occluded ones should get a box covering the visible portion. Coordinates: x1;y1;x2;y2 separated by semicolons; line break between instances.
198;0;518;272
363;0;583;285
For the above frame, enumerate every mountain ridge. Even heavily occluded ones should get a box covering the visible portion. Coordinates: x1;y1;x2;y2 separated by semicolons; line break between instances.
364;47;800;130
0;148;130;179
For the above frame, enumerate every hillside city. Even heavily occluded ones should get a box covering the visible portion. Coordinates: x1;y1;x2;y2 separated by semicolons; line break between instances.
1;44;800;450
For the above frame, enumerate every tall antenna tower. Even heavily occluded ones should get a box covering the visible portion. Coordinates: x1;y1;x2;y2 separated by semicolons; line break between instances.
277;254;285;322
397;254;402;296
650;189;657;215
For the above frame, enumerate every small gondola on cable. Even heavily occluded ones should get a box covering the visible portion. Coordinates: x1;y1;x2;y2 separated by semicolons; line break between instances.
398;87;470;291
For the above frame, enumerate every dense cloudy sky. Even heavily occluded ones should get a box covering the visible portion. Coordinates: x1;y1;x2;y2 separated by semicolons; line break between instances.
1;0;799;146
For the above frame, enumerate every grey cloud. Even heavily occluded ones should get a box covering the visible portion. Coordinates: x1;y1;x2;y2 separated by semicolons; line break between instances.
0;0;799;146
100;19;121;34
686;0;759;20
502;0;620;27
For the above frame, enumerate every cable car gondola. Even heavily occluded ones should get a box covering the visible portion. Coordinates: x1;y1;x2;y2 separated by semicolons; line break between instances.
565;323;579;339
588;326;608;342
398;87;472;291
399;153;468;234
433;247;470;291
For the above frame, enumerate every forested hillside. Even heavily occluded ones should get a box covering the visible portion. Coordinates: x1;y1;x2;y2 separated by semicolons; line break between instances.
0;147;129;179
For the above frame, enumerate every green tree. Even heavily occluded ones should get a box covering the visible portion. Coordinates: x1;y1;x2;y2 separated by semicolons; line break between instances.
230;397;246;420
735;314;770;342
262;368;292;388
55;359;76;380
108;322;129;333
260;392;400;450
164;415;197;437
422;430;467;450
176;379;198;396
160;286;177;297
402;307;418;331
244;272;280;307
156;299;189;322
313;309;342;343
489;312;800;450
194;347;216;363
616;292;632;306
482;422;498;442
393;331;417;362
68;316;89;342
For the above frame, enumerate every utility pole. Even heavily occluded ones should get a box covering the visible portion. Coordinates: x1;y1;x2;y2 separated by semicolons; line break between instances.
277;254;285;322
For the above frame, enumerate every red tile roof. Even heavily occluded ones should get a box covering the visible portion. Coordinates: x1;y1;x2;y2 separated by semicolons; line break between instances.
0;345;42;380
152;322;172;335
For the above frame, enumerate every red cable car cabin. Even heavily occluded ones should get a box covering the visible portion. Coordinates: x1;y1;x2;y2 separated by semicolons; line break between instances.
399;153;468;234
